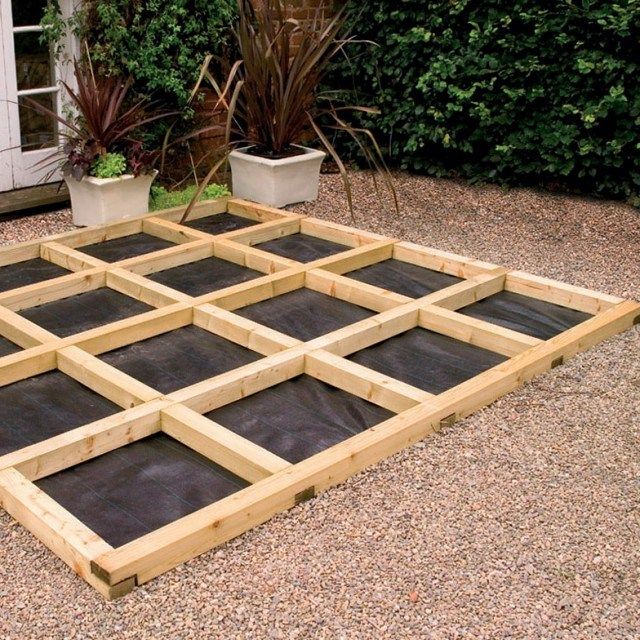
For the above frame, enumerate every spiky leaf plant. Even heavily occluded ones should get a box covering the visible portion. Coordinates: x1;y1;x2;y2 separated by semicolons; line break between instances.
180;0;396;221
25;49;176;181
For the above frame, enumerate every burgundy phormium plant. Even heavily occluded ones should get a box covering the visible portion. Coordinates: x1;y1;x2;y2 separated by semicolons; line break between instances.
26;53;176;181
180;0;396;221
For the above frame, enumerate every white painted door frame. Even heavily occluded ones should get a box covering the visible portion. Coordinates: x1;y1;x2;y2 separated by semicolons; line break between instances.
0;16;14;192
0;0;78;192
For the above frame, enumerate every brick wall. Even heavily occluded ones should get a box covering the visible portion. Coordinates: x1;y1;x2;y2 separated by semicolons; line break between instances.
286;0;338;22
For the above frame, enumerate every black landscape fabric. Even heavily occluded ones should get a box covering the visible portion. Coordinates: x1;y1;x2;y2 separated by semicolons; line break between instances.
208;374;394;464
0;335;21;358
0;370;119;456
349;327;507;394
20;288;152;337
460;291;592;340
237;288;375;340
346;259;463;298
0;257;70;293
256;233;349;262
148;257;262;296
100;325;262;394
36;434;249;548
79;233;174;262
184;212;258;235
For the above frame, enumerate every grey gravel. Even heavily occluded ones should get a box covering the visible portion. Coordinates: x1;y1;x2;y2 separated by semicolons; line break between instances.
0;173;639;639
0;207;73;246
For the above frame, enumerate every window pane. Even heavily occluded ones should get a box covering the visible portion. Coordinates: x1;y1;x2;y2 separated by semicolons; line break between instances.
18;92;58;151
14;31;56;91
11;0;46;27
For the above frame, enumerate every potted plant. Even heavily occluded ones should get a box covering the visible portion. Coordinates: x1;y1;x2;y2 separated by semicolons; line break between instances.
27;55;174;226
181;0;395;219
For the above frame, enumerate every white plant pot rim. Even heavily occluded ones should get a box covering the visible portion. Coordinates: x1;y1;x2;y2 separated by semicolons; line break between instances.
230;144;325;167
74;169;158;187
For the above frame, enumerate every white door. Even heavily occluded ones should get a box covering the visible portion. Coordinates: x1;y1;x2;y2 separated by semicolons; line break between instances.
0;0;77;191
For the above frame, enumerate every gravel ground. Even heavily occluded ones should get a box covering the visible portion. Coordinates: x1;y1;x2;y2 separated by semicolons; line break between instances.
0;207;73;246
0;174;638;640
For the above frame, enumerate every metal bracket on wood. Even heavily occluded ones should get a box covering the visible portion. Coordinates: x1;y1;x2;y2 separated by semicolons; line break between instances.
551;355;564;369
107;576;137;600
294;486;315;505
90;560;111;584
438;413;456;432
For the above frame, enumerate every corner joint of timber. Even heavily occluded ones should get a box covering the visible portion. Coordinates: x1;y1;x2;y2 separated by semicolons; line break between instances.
107;576;137;600
91;560;137;599
294;486;316;505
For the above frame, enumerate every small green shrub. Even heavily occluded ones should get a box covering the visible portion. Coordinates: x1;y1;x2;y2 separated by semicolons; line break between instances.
149;184;230;211
331;0;640;203
90;153;127;179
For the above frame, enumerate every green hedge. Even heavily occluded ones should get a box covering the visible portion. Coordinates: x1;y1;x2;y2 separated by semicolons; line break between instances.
335;1;640;202
87;0;236;106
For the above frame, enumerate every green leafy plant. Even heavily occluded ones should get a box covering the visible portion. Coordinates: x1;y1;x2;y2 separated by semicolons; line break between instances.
42;0;236;107
90;152;127;178
40;1;237;183
180;0;396;221
331;0;640;204
149;183;230;211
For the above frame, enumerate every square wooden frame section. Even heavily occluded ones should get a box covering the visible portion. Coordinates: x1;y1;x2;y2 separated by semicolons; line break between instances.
0;196;638;599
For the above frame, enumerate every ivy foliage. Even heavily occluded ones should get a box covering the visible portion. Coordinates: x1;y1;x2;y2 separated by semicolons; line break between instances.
86;0;236;106
43;0;236;107
333;1;640;202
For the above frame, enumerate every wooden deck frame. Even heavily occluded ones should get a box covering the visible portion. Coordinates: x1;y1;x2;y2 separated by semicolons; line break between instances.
0;196;637;599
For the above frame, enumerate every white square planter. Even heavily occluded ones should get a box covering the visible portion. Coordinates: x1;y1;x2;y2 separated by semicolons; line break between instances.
229;145;325;208
65;171;157;227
